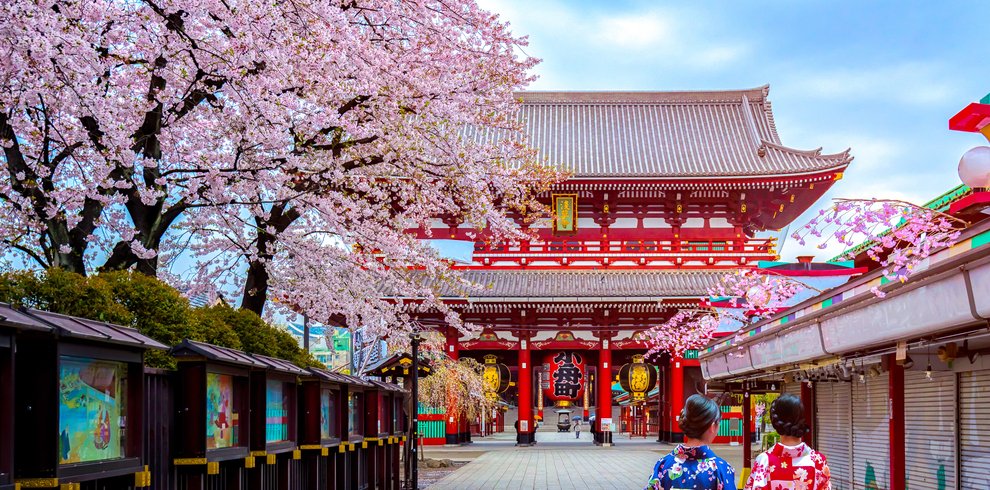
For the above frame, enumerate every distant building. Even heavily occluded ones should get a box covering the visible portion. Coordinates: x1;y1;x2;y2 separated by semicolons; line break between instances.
180;287;222;309
285;322;353;372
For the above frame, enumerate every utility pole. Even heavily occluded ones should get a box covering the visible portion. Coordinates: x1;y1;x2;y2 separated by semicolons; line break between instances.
409;333;421;490
303;314;310;353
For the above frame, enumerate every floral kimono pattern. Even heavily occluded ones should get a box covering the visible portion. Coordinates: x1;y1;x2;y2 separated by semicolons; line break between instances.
744;442;832;490
645;445;737;490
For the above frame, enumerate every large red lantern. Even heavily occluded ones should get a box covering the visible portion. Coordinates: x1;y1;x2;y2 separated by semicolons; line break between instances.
542;351;586;407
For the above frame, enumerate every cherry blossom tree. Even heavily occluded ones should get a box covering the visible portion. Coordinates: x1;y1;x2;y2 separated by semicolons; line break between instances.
792;198;964;294
647;198;967;356
708;268;810;316
645;309;720;358
1;0;561;336
645;270;815;358
415;333;496;421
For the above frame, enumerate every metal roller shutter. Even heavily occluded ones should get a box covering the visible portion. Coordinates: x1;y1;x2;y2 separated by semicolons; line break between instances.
905;371;956;490
782;380;802;398
959;369;990;490
815;382;852;490
852;373;889;490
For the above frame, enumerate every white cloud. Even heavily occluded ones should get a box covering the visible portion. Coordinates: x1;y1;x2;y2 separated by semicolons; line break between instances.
691;45;750;67
782;62;960;107
475;0;751;84
594;12;674;49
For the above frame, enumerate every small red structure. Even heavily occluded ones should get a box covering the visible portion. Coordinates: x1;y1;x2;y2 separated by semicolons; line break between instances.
950;101;990;137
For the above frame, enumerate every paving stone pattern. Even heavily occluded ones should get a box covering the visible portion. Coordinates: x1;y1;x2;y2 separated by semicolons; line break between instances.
427;447;660;489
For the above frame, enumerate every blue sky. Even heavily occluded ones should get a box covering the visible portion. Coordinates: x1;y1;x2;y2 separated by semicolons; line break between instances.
477;0;990;259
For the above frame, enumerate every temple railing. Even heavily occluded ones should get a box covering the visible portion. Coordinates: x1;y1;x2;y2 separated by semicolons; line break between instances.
473;238;775;255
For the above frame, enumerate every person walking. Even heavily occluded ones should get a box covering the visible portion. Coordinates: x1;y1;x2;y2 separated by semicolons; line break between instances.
744;394;831;490
575;418;582;439
644;394;736;490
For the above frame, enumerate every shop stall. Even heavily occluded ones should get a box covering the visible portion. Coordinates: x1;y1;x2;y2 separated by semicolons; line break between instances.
12;307;166;488
171;339;266;486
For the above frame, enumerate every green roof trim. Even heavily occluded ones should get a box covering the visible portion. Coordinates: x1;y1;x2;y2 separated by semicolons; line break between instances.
830;184;972;261
924;184;971;213
827;260;856;268
973;229;990;248
981;93;990;105
757;261;788;268
757;260;855;268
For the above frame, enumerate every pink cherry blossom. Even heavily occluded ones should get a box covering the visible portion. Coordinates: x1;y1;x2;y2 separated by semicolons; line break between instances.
0;0;562;347
791;199;963;287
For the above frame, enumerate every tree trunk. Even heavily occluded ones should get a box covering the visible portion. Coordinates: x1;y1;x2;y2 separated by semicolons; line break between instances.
240;231;273;315
239;203;300;316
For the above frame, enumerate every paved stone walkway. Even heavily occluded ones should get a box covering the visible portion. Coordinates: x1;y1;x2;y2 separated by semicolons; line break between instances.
426;447;660;489
424;430;758;489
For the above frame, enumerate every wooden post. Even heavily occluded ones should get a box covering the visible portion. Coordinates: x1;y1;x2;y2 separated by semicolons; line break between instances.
408;335;420;490
742;388;752;482
801;381;815;447
889;356;905;490
303;314;310;353
444;330;459;445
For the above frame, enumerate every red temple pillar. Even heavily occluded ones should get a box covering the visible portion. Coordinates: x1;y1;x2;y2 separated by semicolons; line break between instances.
889;356;906;490
668;356;685;442
596;340;613;446
445;330;460;445
801;381;815;446
517;345;534;445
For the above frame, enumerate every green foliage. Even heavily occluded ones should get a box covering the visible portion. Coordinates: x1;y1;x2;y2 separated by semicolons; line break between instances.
191;304;320;368
0;268;131;324
186;306;243;350
762;431;780;451
0;268;318;369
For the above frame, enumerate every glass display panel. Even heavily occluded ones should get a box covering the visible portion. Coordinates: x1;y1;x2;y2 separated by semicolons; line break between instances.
206;373;239;449
348;392;363;437
320;389;333;439
266;380;289;442
58;356;127;464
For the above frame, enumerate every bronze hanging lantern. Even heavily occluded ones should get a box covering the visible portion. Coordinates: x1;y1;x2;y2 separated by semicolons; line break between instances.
482;354;511;399
618;354;658;404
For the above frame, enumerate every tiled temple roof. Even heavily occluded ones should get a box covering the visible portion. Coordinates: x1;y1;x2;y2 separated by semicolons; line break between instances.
442;270;725;298
499;85;851;178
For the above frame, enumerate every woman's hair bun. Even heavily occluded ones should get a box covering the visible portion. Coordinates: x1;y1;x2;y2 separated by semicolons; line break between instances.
770;394;809;437
678;394;721;439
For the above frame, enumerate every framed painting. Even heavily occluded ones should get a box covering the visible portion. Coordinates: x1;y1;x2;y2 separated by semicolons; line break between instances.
206;373;239;449
320;388;334;440
265;380;289;443
58;356;127;464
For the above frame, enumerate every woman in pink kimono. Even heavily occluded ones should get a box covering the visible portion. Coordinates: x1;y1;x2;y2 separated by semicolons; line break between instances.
744;394;831;490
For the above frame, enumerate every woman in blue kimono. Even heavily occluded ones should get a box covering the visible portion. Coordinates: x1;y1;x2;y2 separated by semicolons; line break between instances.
645;394;737;490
